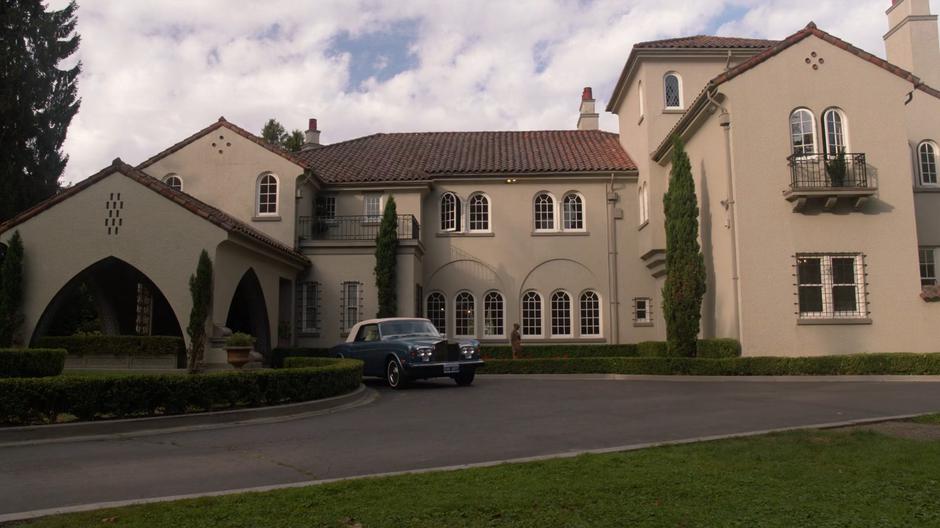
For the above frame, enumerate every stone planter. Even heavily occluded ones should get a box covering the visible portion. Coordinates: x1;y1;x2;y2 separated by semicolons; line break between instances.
226;346;253;369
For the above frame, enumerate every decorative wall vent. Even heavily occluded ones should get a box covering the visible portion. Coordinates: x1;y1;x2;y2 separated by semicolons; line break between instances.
105;192;123;235
210;134;233;155
805;51;825;70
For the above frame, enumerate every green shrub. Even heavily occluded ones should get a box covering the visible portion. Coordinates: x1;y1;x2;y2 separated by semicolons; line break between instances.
0;348;66;378
0;358;363;425
696;339;742;359
225;332;255;347
481;344;640;360
638;341;673;357
284;357;344;369
36;335;185;359
271;347;332;368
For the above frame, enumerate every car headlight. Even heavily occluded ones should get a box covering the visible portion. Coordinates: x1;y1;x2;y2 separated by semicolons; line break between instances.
460;345;478;358
411;346;434;362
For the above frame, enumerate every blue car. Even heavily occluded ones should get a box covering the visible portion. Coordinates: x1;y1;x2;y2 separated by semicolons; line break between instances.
331;318;485;389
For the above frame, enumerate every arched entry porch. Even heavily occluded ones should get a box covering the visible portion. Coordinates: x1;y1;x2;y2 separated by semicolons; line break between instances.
225;268;272;361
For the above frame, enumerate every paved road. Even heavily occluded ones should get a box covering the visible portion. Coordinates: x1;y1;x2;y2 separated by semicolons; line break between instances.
2;376;940;515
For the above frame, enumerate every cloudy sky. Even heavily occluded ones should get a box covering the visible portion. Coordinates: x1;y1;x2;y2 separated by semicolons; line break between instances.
48;0;936;183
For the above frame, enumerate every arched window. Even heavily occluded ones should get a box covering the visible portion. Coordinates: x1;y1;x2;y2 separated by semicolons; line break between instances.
790;109;817;157
163;174;183;192
483;291;504;337
580;291;601;336
440;192;460;232
454;291;475;337
562;193;584;231
468;193;490;232
426;292;447;335
534;192;555;231
919;141;938;186
639;183;649;225
256;173;279;215
550;291;572;337
521;291;543;337
823;108;848;155
664;73;682;109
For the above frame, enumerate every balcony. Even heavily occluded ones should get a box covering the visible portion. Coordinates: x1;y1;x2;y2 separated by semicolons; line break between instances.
298;215;420;242
784;153;876;211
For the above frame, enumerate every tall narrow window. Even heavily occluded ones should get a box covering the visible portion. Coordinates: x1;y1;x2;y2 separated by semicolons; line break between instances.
534;193;555;231
580;291;601;336
468;193;490;232
790;109;816;157
796;254;866;320
521;291;543;337
823;109;847;155
426;292;447;335
257;173;278;215
316;196;336;220
341;282;361;333
664;73;682;109
483;291;505;337
364;194;382;221
300;282;320;334
440;192;460;231
164;174;183;192
639;183;649;225
455;292;475;337
919;141;938;186
920;248;937;287
638;80;645;117
562;193;584;230
550;291;572;337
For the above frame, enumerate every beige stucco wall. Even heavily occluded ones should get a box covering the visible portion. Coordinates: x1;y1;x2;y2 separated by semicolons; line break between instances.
905;88;940;245
141;127;305;246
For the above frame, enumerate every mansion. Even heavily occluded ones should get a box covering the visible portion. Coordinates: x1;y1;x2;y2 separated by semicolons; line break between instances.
2;0;940;363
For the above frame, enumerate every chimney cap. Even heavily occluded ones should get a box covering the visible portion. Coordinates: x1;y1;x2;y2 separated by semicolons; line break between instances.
308;118;318;131
581;87;594;101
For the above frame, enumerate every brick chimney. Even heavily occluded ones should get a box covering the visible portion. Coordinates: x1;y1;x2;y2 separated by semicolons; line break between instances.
885;0;940;87
576;87;599;131
302;118;321;151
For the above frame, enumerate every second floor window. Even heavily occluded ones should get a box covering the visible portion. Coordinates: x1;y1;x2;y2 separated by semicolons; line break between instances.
790;109;816;157
562;193;584;230
468;193;490;231
823;109;847;155
364;195;382;221
440;192;460;231
316;196;335;219
534;193;555;231
664;73;682;109
919;141;938;186
257;173;278;215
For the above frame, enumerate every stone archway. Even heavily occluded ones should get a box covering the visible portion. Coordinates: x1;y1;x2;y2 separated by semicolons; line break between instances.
225;268;271;361
31;256;184;343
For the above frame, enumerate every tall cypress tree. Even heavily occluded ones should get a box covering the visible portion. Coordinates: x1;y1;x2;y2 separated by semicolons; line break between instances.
0;231;25;347
374;196;399;318
662;137;706;357
187;250;213;373
0;1;81;222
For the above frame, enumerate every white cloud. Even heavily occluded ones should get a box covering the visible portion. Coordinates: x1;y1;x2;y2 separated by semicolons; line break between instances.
47;0;939;183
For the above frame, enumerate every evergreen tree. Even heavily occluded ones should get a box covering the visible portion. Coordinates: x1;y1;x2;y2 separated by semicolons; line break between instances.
374;196;398;318
662;137;707;357
260;118;287;146
0;1;81;222
0;231;25;347
186;250;213;372
283;129;305;152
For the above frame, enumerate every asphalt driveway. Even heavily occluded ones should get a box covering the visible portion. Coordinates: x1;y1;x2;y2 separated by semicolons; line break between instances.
2;375;940;516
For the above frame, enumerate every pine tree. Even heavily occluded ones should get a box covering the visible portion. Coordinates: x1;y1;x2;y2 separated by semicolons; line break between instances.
260;118;287;146
374;196;399;318
0;231;25;347
186;250;213;372
662;137;706;357
283;129;305;153
0;1;81;222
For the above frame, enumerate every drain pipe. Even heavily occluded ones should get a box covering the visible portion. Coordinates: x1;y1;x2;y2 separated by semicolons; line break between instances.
606;173;621;344
706;87;742;342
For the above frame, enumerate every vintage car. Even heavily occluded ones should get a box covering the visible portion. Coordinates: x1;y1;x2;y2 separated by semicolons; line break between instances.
330;318;485;389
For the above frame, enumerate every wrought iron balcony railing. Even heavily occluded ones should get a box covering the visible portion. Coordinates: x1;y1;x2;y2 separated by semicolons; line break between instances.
787;152;871;190
298;215;420;241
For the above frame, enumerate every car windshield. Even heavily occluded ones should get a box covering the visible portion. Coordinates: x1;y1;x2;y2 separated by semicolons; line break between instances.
380;320;440;338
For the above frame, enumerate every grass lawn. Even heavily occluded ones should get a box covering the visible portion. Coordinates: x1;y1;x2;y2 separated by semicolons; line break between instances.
18;429;940;528
912;413;940;425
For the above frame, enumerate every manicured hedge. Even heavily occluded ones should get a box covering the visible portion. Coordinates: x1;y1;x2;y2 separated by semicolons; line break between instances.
481;339;742;360
271;347;332;368
0;349;66;378
284;357;343;369
36;336;185;361
695;339;742;359
0;358;363;425
480;353;940;376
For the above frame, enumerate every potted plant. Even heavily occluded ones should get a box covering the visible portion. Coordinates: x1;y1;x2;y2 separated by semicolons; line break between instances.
224;332;255;369
826;148;848;188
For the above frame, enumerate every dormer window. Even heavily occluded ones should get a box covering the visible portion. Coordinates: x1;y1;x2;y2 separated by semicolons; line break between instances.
664;73;682;109
256;173;278;216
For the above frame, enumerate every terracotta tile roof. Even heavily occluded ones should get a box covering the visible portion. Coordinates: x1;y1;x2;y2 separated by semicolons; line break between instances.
294;130;636;184
633;35;778;50
652;23;940;161
0;159;308;266
136;117;306;171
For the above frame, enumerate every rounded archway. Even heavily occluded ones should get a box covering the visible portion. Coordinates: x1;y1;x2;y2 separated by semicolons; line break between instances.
31;257;184;343
225;268;271;361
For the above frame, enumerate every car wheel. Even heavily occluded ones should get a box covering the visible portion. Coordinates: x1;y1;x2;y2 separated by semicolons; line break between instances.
453;370;475;386
386;358;408;389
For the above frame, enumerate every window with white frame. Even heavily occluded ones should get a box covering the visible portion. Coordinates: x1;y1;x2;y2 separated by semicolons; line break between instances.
664;73;682;109
440;192;460;231
790;109;817;157
454;292;475;337
634;297;652;323
639;182;649;225
468;193;490;232
340;281;361;333
920;248;937;287
580;291;601;336
299;282;320;334
364;194;382;221
316;195;336;220
426;292;447;335
534;193;555;231
257;173;278;215
164;174;183;192
521;291;543;337
919;141;938;186
823;108;847;155
796;254;867;320
483;291;504;337
550;291;572;337
562;193;584;230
